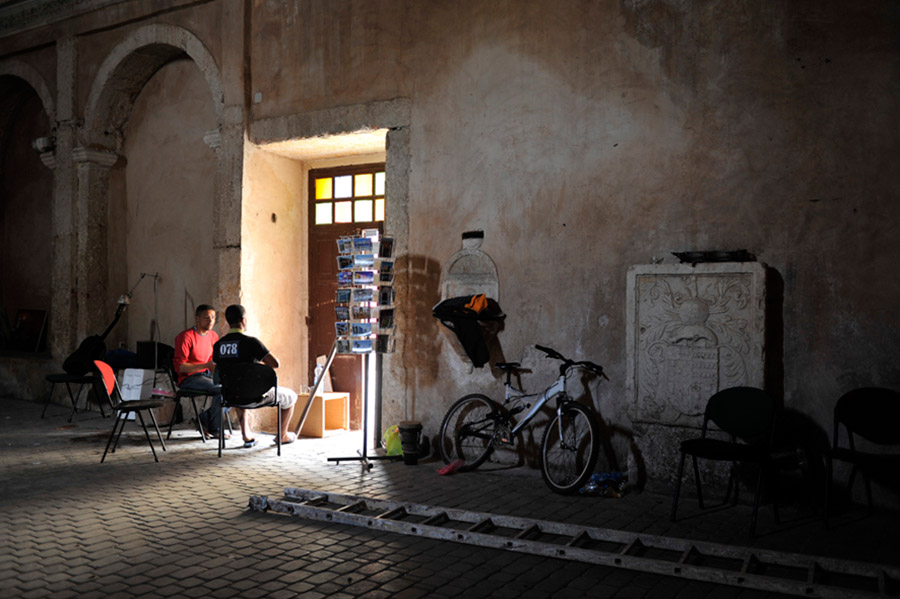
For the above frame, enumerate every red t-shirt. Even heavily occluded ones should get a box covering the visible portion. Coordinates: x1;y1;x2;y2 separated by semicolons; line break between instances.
173;327;220;385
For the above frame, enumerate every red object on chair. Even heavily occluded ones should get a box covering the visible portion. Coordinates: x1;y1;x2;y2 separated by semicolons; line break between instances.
95;360;167;463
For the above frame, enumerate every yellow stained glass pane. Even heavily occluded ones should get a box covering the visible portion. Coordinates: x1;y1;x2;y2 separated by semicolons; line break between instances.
354;174;373;197
374;172;386;195
315;178;333;200
334;175;352;198
335;200;352;223
375;198;385;221
315;202;333;225
355;199;373;222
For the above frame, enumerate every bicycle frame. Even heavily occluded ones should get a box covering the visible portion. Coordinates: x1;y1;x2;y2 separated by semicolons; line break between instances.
507;374;566;436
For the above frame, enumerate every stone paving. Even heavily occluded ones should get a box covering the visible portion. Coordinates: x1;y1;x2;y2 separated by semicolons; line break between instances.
1;396;898;599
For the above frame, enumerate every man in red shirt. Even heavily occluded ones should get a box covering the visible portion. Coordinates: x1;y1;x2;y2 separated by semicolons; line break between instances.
173;304;227;437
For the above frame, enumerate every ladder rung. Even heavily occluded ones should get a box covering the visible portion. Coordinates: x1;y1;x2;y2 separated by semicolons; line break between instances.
566;530;590;547
422;512;448;526
468;518;493;533
336;501;366;513
515;524;540;539
377;506;407;520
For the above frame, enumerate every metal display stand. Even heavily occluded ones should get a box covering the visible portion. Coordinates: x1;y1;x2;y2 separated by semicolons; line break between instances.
327;352;399;470
321;229;399;471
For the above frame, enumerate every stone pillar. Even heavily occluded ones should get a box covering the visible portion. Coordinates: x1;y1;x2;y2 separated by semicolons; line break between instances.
48;36;78;358
212;106;244;312
71;146;119;339
381;125;411;427
625;261;767;488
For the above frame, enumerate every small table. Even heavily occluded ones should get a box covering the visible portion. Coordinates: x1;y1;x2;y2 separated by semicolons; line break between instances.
295;392;350;438
245;391;350;438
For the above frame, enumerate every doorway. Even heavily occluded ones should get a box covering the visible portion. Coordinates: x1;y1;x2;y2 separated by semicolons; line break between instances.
308;163;385;432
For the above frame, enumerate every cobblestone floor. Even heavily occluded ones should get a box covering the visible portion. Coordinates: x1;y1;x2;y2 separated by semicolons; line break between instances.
1;396;897;599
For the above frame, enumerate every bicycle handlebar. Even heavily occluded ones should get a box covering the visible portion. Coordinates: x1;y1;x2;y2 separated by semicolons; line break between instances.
535;345;609;380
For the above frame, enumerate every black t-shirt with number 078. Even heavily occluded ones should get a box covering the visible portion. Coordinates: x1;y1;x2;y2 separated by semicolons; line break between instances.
213;332;269;368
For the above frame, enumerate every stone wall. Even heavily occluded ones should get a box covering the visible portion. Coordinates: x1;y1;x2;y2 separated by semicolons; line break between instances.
1;1;899;502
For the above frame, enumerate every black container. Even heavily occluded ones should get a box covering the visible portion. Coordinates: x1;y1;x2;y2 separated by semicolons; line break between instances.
398;420;423;465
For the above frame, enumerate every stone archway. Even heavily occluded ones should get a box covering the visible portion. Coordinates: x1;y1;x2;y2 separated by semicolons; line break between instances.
0;60;56;123
0;72;54;355
73;25;234;343
83;24;223;151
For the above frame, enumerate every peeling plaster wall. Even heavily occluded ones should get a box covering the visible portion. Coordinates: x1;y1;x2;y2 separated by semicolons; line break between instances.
0;0;898;499
249;0;900;477
114;58;217;348
240;144;307;394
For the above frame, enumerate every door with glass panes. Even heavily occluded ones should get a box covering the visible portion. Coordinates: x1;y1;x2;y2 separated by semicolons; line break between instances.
308;164;385;429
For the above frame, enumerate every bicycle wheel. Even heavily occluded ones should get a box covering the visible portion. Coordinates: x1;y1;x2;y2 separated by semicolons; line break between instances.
540;401;599;494
437;394;502;469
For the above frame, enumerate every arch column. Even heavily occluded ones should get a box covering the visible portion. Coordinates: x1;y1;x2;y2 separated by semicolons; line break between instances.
47;36;78;357
71;145;118;340
211;105;245;312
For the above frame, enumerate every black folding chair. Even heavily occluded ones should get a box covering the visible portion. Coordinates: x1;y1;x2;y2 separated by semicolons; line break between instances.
825;387;900;526
217;362;281;457
42;372;103;421
95;360;167;463
670;386;779;537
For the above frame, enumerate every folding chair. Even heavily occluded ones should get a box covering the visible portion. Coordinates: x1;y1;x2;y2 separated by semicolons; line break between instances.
217;362;281;457
95;360;167;463
169;386;223;442
825;387;900;526
42;372;103;421
670;386;779;537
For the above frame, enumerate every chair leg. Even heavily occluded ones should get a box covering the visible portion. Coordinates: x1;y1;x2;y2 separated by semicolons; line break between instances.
148;408;167;452
727;462;738;506
42;382;57;418
101;412;127;463
862;469;874;514
276;408;282;457
135;411;160;463
191;398;207;442
166;399;178;440
218;404;225;458
671;452;687;521
691;455;704;510
750;464;765;538
824;454;833;529
65;381;80;422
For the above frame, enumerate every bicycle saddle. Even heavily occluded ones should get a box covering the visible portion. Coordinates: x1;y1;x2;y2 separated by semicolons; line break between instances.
495;362;520;371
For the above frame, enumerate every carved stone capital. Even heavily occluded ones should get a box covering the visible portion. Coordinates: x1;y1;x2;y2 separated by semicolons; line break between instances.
72;146;119;167
39;151;57;169
203;129;222;149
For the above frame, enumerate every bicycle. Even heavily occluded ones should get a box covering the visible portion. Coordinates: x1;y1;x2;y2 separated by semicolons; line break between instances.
437;345;608;494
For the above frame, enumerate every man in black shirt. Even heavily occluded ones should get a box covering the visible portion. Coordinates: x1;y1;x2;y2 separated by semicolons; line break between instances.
213;304;298;447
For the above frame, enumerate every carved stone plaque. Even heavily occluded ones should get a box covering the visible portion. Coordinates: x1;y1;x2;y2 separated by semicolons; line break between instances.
627;262;766;426
625;262;767;485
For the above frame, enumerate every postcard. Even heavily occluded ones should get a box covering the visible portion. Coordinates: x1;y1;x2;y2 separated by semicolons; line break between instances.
379;236;394;258
337;255;353;270
352;305;372;320
336;288;352;303
353;254;375;269
352;288;374;302
351;322;373;337
352;339;373;353
353;271;375;285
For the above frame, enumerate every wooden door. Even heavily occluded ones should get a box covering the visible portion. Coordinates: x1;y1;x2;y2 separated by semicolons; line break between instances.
308;164;385;430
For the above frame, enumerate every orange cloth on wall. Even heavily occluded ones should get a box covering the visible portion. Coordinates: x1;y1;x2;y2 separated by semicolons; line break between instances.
464;294;488;314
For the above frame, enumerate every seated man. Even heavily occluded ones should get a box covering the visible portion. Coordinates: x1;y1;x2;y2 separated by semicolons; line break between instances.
212;304;298;447
173;304;228;438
